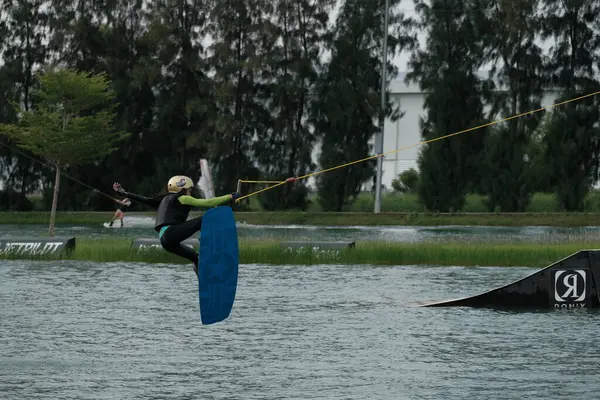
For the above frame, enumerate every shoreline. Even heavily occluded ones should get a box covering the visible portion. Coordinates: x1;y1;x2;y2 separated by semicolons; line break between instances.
1;239;597;267
4;211;600;227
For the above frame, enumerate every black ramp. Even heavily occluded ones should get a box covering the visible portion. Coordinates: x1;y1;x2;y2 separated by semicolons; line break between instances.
419;249;600;309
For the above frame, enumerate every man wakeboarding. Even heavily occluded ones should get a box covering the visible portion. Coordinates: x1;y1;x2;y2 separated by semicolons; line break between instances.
112;176;240;276
108;197;131;227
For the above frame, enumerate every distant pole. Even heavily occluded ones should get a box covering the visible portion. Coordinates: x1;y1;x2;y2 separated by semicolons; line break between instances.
374;0;390;214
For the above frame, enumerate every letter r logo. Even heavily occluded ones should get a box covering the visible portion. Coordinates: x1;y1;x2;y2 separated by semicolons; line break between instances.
554;270;586;302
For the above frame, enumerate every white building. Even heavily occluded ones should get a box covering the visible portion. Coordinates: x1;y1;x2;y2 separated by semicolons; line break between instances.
307;70;563;191
379;71;563;190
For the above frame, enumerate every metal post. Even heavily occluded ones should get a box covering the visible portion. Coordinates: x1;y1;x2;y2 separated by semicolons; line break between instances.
374;0;390;214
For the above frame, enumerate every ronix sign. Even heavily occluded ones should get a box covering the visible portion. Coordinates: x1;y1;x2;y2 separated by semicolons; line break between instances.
551;268;592;309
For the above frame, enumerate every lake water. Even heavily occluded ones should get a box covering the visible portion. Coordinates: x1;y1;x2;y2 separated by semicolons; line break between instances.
3;217;600;244
2;260;599;399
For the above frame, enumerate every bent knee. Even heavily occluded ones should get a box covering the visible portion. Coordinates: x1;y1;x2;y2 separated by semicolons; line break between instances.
160;237;178;251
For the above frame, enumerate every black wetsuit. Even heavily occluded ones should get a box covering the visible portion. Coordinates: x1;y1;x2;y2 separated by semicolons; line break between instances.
120;191;203;266
118;201;130;212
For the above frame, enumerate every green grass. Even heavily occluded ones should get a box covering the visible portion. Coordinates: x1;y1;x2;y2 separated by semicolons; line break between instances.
348;192;563;213
5;191;600;226
2;238;598;268
4;210;600;226
233;211;600;227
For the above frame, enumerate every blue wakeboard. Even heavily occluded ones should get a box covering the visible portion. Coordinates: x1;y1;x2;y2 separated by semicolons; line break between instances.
198;206;239;325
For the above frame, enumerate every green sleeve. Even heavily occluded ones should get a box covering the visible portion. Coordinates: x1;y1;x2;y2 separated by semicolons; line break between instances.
178;194;231;208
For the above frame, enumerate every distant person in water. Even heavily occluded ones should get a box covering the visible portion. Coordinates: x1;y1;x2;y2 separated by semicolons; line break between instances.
108;197;132;227
112;176;240;276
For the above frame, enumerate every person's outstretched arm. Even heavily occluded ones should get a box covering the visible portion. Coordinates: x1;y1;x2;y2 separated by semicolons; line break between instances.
178;193;240;208
112;182;163;208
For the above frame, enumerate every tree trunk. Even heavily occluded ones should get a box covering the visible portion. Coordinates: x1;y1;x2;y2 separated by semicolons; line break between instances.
49;162;61;237
19;160;30;210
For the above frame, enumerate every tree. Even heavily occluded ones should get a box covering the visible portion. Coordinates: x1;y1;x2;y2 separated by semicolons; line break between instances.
313;0;411;211
96;1;160;208
0;0;49;210
407;0;488;212
144;0;213;192
479;0;545;212
252;0;335;210
203;0;272;197
391;168;419;193
0;68;129;236
45;0;161;210
540;0;600;210
527;114;555;193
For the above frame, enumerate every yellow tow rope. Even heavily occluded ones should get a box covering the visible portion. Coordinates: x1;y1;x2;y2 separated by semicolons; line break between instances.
235;90;600;203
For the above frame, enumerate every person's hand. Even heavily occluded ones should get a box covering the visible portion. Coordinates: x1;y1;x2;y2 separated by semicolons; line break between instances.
113;182;125;194
230;192;241;201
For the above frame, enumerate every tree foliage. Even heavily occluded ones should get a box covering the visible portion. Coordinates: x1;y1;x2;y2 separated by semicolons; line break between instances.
314;0;411;211
392;168;419;193
0;0;49;210
0;0;599;214
0;68;128;234
478;0;545;212
540;0;600;210
253;0;335;211
408;0;488;212
2;69;127;165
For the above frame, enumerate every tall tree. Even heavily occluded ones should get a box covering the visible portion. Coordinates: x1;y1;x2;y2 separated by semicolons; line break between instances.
313;0;410;211
253;0;335;210
0;0;49;210
407;0;488;212
141;0;214;196
541;0;600;210
527;114;555;194
89;0;157;206
204;0;271;196
480;0;545;212
45;0;159;209
48;0;108;72
42;0;111;210
0;69;129;236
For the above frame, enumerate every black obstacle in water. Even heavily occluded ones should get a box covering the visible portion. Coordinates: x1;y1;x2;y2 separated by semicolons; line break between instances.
420;249;600;310
0;237;76;255
132;238;198;250
131;238;356;251
279;241;356;250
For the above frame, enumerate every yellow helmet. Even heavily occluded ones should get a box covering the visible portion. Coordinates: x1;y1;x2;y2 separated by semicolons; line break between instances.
167;175;194;193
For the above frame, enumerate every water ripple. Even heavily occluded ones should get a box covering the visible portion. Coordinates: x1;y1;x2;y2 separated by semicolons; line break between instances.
1;260;600;399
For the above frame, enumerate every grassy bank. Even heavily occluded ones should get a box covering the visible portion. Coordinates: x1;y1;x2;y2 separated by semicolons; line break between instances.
4;210;600;226
2;238;598;267
6;192;600;226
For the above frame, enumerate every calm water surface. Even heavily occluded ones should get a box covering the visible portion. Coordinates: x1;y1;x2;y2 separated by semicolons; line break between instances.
2;261;599;399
